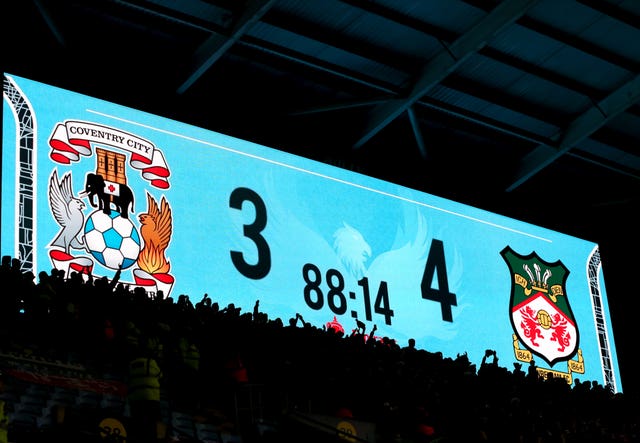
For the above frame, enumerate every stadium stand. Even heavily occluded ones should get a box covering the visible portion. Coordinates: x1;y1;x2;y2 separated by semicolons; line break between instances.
1;255;639;442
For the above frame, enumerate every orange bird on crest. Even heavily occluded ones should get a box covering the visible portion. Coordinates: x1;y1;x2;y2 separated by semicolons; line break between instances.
137;192;172;275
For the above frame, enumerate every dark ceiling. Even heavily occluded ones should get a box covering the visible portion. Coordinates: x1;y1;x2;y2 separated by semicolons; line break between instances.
4;0;640;393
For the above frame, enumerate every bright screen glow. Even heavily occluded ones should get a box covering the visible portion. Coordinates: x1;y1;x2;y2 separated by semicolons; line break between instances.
2;73;622;391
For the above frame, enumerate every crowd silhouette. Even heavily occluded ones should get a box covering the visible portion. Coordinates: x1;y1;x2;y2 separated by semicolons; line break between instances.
0;255;639;442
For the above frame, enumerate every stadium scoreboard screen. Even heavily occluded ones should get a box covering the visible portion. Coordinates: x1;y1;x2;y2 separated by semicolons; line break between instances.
2;73;622;391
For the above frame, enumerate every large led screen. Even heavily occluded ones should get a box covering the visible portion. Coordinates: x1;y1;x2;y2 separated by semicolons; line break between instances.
2;73;622;391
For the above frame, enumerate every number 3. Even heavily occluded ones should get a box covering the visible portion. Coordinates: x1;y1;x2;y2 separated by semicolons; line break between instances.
230;187;271;279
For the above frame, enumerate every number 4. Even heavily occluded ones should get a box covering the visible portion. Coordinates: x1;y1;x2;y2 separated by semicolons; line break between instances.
420;239;457;322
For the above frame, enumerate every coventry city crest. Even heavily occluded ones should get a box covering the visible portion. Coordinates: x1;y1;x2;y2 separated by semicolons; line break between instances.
501;246;579;366
45;120;175;298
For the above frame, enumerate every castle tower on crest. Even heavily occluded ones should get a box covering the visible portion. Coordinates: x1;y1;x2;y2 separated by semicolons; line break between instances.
96;147;127;185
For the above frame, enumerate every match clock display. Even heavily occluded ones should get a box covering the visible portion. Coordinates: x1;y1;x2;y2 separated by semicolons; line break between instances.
2;73;623;392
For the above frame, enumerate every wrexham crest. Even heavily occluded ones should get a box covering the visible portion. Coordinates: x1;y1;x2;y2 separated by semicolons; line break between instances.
501;246;579;366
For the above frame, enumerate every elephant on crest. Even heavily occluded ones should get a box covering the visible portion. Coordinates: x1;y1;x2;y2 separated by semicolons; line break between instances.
83;172;135;219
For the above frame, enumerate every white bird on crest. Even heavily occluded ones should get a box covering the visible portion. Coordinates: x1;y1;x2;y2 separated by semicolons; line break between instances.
48;169;87;254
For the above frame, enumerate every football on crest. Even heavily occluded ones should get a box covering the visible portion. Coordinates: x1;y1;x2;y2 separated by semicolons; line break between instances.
84;210;141;270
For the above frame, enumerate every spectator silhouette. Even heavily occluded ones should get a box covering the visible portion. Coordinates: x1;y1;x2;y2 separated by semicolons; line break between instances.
0;372;8;443
126;345;164;443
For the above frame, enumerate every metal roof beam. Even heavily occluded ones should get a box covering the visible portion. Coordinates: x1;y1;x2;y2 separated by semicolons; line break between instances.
507;73;640;191
352;0;540;149
177;0;277;94
33;0;65;46
263;10;417;72
577;0;640;31
289;98;393;116
441;75;569;126
339;0;458;41
479;47;607;101
344;0;634;99
242;36;639;177
414;98;547;146
266;7;610;113
467;0;640;72
241;38;398;93
407;107;428;159
277;0;636;108
240;37;550;145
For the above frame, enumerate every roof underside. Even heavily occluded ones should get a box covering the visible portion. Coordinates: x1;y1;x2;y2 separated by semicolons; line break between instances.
8;0;640;237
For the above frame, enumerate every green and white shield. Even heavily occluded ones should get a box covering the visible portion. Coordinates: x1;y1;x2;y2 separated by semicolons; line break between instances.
501;246;579;366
